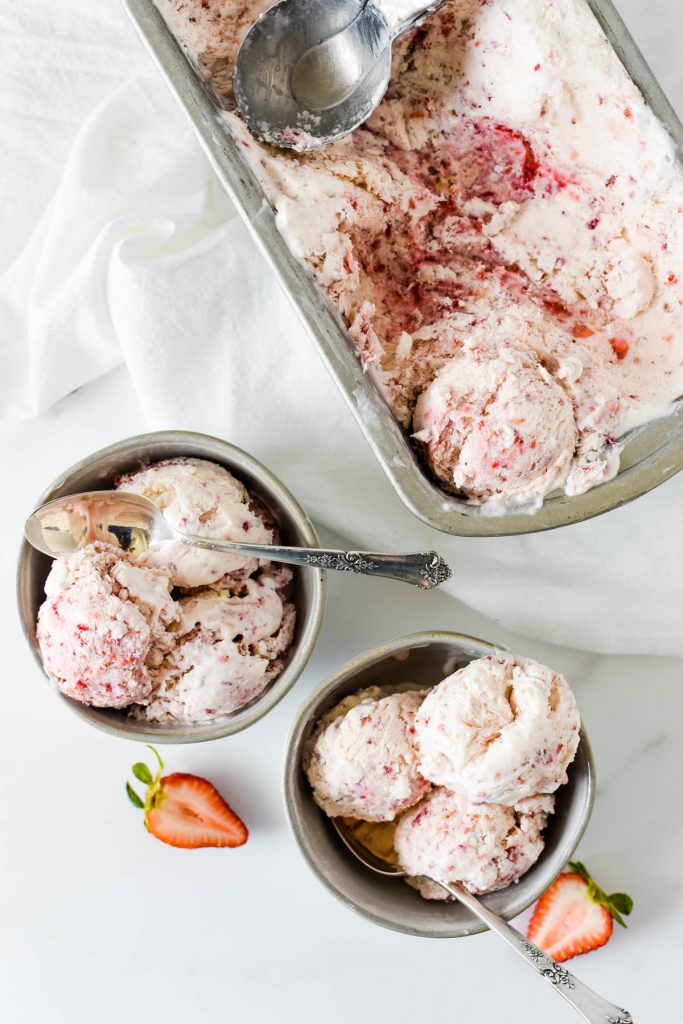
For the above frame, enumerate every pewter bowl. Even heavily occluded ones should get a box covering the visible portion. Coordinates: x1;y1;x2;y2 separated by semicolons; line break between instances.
17;430;326;743
284;631;594;937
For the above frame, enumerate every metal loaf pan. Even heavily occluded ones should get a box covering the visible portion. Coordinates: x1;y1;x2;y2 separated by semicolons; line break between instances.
123;0;683;536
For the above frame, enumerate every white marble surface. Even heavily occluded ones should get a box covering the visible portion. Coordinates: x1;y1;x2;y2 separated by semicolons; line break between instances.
1;1;682;1021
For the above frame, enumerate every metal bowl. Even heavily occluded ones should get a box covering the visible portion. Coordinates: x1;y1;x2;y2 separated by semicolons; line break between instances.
17;430;326;743
284;631;595;938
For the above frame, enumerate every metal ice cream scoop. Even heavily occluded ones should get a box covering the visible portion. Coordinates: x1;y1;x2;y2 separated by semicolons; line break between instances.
233;0;451;150
24;491;451;590
331;819;633;1024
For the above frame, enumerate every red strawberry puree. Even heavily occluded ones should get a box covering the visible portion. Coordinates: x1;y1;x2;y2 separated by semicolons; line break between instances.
156;0;683;512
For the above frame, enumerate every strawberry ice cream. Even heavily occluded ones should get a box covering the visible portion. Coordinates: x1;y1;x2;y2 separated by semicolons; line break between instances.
156;0;683;513
305;687;430;821
131;565;295;724
117;457;273;587
36;542;179;708
413;321;577;511
303;657;580;899
395;790;555;899
416;654;580;805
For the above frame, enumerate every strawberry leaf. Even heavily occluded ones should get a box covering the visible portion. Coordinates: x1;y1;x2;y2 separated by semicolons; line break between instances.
132;763;153;785
609;892;634;915
126;782;144;809
606;892;634;928
568;860;590;882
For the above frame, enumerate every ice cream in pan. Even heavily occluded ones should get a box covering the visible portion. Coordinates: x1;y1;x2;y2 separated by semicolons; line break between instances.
156;0;683;513
36;458;296;723
304;653;580;899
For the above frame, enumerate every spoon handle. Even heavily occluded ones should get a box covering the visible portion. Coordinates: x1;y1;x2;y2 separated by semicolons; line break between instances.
438;881;632;1023
385;0;454;34
180;534;451;589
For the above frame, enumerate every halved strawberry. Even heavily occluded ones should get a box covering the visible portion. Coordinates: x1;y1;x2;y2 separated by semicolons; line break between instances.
126;747;248;849
527;861;633;963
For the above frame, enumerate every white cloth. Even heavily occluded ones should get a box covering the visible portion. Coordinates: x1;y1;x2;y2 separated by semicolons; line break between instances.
1;0;681;655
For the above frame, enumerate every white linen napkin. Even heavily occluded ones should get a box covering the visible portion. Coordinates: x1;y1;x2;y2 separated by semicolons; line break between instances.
1;0;682;655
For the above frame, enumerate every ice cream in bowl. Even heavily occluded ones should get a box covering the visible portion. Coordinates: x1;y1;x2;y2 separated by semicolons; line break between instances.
17;430;326;742
284;632;594;938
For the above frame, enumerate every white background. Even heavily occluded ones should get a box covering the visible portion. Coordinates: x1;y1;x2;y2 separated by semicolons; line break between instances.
1;1;682;1021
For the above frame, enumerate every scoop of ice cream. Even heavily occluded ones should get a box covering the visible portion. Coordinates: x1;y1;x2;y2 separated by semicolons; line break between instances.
396;790;555;899
131;565;295;724
117;457;273;587
305;688;430;821
605;253;655;320
36;542;178;708
413;335;577;512
416;654;580;805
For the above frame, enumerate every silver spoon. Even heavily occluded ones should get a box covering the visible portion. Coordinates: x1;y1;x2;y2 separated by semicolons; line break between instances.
332;820;633;1024
233;0;451;151
24;491;451;590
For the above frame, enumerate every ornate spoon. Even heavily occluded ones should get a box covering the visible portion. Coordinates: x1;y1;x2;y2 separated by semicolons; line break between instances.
331;820;633;1024
24;491;451;590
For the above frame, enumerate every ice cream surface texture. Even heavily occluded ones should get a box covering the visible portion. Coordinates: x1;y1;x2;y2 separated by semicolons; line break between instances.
416;654;580;805
305;687;431;821
395;791;555;899
117;457;273;587
131;566;295;724
37;542;178;708
413;325;578;511
36;460;296;721
155;0;683;513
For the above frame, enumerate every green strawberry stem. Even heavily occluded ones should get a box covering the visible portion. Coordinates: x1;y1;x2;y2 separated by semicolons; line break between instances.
568;860;634;928
126;746;166;817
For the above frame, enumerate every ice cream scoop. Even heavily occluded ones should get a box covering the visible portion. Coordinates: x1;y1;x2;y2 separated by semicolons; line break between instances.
305;687;430;821
25;491;451;589
232;0;452;150
36;541;178;708
415;654;581;804
116;457;274;588
394;790;555;900
331;818;631;1023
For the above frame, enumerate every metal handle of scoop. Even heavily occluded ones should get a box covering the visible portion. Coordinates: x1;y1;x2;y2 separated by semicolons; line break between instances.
382;0;453;33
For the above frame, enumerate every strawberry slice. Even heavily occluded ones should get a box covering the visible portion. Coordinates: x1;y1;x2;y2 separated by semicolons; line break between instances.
527;861;632;963
126;747;248;849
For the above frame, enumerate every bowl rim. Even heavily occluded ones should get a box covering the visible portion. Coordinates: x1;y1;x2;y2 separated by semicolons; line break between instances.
283;629;596;938
17;428;327;743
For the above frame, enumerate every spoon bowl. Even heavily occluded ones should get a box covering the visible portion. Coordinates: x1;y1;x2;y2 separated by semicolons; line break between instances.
24;491;169;558
330;817;404;878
